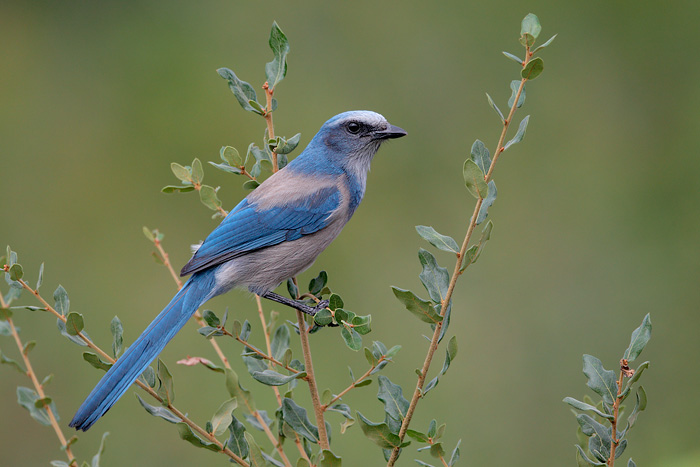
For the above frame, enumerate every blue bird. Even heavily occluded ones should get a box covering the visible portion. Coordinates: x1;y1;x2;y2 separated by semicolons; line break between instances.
69;110;406;430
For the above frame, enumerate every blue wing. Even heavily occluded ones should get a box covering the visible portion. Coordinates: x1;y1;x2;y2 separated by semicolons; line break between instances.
180;185;341;276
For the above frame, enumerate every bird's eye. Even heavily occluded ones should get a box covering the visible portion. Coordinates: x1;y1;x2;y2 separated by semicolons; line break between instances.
347;122;361;134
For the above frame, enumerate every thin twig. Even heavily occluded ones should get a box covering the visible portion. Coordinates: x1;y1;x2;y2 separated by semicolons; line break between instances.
322;358;384;411
0;292;77;467
386;48;534;466
608;362;626;466
192;184;229;218
296;311;329;450
253;296;284;449
11;277;249;466
262;82;278;172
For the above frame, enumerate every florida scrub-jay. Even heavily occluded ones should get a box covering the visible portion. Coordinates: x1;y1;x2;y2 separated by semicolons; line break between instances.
69;110;406;430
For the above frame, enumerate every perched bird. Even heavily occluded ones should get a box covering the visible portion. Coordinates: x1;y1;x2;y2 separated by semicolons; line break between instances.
69;110;406;430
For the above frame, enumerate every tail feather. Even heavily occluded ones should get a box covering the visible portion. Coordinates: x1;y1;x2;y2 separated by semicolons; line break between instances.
69;270;217;431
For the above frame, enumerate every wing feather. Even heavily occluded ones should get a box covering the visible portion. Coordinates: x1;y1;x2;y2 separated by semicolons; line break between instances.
180;185;341;276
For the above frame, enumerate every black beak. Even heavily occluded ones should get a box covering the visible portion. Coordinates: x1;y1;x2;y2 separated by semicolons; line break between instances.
376;124;407;140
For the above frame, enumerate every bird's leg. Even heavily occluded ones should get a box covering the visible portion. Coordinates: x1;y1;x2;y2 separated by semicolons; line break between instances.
260;291;329;316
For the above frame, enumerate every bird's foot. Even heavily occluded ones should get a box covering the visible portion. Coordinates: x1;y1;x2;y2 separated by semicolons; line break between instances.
260;291;329;317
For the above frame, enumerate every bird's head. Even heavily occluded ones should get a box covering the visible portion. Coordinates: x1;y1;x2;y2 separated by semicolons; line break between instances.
300;110;406;176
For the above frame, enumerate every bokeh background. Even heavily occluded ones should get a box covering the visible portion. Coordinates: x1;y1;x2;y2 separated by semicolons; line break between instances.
2;1;699;466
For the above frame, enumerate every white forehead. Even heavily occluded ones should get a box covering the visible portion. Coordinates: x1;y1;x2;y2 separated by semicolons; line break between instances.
328;110;388;128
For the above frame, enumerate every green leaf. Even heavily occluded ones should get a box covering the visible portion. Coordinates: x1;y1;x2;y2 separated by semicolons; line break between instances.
504;115;530;150
418;249;450;303
9;263;23;281
448;440;461;466
314;308;333;327
177;422;220;452
320;450;342;467
521;57;544;80
242;180;260;190
430;443;445;458
244;432;267;466
328;293;344;311
470;140;492;175
225;369;255;413
463;159;489;199
217;67;260;113
274;133;301;155
533;34;557;54
405;429;428;442
463;220;493;269
220;146;242;166
199;185;222;212
161;185;196;193
265;22;290;89
427;420;437;438
23;340;36;355
142;226;155;242
626;386;647;429
202;310;220;327
17;386;56;426
271;325;290;361
575;445;606;466
210;397;237;436
519;32;536;47
170;162;191;183
582;355;617;406
209;161;242;175
243;355;267;375
157;359;175;404
53;285;70;316
34;396;52;409
65;312;84;336
191;158;204;185
340;327;362;351
91;431;109;467
57;316;88;346
351;314;372;335
356;412;407;449
623;313;652;362
309;271;328;295
485;93;504;123
620;361;650;400
139;366;156;388
562;397;614;420
415;226;459;254
252;369;306;386
0;320;12;336
377;375;409;426
628;460;636;467
507;80;526;109
391;287;442;324
1;350;26;374
198;325;223;338
227;415;249;459
110;316;123;358
248;99;265;116
35;262;44;290
502;51;523;64
520;13;542;39
414;461;436;467
282;397;320;443
83;352;113;371
476;181;497;225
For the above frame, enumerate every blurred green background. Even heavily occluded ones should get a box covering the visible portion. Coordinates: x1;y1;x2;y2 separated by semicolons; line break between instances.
2;1;699;466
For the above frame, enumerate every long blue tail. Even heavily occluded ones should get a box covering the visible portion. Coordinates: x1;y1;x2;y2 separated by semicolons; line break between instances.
69;269;218;431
